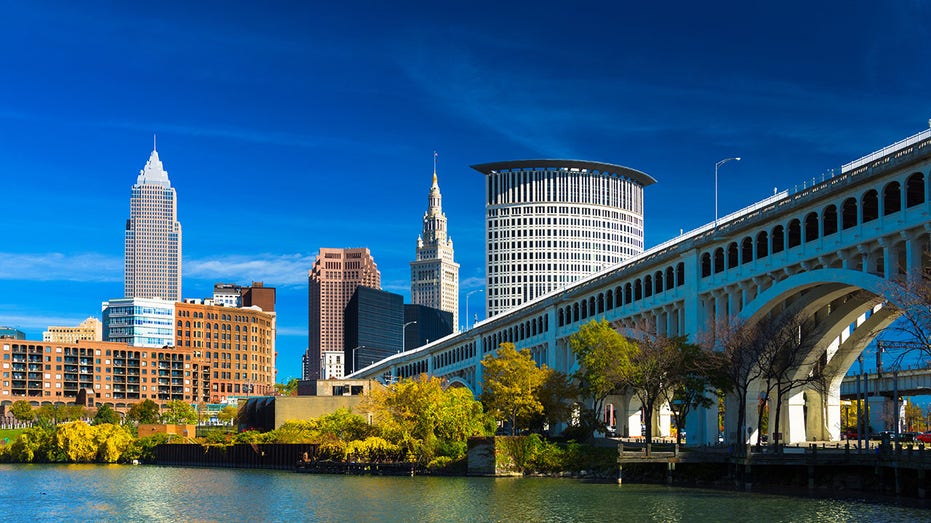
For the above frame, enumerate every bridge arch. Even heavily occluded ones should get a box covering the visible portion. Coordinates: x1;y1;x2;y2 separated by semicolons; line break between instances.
443;377;474;394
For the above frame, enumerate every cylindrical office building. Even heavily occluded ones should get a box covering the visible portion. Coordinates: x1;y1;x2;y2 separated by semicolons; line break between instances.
472;160;656;317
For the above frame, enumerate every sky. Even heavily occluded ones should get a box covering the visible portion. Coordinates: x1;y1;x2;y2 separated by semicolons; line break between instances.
1;1;930;383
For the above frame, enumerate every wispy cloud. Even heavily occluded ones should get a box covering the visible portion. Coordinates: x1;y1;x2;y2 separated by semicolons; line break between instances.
0;252;120;282
0;313;94;331
460;276;485;290
185;253;315;287
275;326;308;338
0;251;319;289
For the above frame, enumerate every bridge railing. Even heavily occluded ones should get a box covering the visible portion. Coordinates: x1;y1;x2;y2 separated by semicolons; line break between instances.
842;127;931;173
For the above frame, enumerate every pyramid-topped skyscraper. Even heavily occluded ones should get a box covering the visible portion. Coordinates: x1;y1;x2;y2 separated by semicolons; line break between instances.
124;138;182;301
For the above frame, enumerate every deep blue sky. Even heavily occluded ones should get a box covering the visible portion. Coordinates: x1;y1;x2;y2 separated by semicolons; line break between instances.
1;2;929;383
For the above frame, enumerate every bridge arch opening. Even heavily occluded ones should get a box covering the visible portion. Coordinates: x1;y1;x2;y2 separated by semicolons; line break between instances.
884;181;902;215
862;189;879;222
906;172;925;207
823;204;838;236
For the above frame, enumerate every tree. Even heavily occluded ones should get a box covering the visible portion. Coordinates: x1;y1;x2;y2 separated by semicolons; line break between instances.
55;421;98;463
92;404;121;425
35;404;85;426
365;374;490;462
161;400;198;425
217;405;239;425
480;343;547;435
660;339;726;447
10;400;34;423
275;378;299;396
881;269;931;353
619;330;689;451
568;319;637;418
125;400;160;425
532;368;577;433
700;316;769;450
754;311;825;447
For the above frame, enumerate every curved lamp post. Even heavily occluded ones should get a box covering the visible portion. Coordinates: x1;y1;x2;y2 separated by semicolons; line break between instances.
715;157;741;229
401;321;417;352
465;289;483;330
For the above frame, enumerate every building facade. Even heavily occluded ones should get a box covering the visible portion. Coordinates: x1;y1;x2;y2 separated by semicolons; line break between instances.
403;304;453;351
212;281;276;312
124;144;182;302
471;160;656;317
43;317;102;343
174;300;276;401
306;248;380;380
410;166;460;329
344;287;403;374
0;331;273;408
102;297;175;348
0;327;25;340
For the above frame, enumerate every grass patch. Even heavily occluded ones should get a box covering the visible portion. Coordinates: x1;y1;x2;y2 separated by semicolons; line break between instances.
0;428;25;443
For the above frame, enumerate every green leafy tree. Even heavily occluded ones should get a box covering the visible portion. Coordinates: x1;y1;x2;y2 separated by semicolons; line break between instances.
569;319;638;415
9;426;54;462
161;400;198;425
35;404;85;426
9;400;34;423
532;369;577;434
93;404;121;425
480;343;547;435
621;331;688;450
664;342;728;446
217;405;239;425
366;374;489;462
126;400;161;425
275;378;299;396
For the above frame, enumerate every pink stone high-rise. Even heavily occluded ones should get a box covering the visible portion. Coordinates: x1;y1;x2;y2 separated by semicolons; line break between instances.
124;142;182;301
305;247;380;380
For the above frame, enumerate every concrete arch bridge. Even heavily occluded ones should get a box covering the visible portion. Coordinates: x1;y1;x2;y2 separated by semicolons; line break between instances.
351;128;931;446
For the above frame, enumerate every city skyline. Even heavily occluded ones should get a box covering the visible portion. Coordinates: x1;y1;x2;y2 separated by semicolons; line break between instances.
1;3;930;382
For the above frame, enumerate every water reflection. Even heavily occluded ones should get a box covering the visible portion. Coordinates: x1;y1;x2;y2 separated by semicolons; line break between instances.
0;465;924;522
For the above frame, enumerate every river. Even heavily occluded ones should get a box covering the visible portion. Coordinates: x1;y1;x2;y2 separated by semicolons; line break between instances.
0;464;926;522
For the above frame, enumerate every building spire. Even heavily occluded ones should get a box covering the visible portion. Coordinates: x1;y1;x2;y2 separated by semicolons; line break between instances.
433;150;438;185
153;133;157;152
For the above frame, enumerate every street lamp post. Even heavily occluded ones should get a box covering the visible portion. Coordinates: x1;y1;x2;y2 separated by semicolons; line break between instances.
401;321;417;352
714;157;741;229
465;289;483;330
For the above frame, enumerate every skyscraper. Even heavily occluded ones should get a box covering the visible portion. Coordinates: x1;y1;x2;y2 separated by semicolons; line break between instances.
472;160;656;317
410;157;460;329
306;247;380;380
124;141;182;301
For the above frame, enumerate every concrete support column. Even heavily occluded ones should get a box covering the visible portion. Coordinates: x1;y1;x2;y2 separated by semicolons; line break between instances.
878;237;892;280
685;390;719;446
783;391;807;444
904;231;923;274
867;395;891;433
626;396;643;438
822;382;842;442
725;383;762;444
656;401;672;438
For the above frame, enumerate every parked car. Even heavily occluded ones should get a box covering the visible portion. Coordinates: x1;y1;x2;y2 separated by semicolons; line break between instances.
917;431;931;444
842;429;858;440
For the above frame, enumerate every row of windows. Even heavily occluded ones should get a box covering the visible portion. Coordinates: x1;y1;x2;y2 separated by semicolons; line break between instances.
701;172;926;277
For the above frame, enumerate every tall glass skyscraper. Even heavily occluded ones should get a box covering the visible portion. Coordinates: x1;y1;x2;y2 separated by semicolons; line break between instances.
124;143;182;302
410;163;460;329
